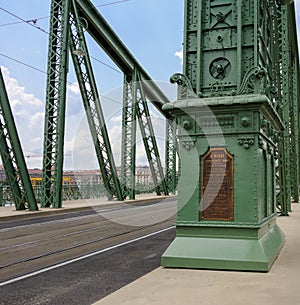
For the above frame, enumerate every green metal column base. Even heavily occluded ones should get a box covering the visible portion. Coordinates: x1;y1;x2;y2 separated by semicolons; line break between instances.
162;222;285;272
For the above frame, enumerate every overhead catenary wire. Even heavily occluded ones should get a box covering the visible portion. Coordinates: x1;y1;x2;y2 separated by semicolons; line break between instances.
0;1;130;103
0;2;126;74
0;6;49;34
0;53;47;75
0;53;122;105
0;1;130;27
0;16;49;28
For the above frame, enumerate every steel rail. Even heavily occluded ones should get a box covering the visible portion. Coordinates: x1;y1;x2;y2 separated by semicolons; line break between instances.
0;223;115;251
0;222;172;269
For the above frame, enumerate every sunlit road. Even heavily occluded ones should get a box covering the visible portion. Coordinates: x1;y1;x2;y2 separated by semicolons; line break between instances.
0;198;176;305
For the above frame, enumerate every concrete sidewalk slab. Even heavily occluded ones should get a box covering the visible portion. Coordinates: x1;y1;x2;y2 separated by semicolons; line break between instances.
93;203;300;305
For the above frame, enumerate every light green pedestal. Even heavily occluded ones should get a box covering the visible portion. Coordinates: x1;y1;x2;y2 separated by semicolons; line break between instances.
162;219;285;271
161;95;285;272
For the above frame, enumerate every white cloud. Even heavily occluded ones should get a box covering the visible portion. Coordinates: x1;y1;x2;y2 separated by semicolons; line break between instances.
295;0;300;51
67;82;81;95
175;50;183;63
1;66;45;167
0;67;85;169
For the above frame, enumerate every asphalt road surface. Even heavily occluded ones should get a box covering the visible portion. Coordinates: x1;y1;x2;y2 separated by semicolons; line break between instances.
0;198;176;305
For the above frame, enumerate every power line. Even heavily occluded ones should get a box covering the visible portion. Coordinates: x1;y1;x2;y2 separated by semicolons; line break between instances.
0;2;130;100
0;6;49;34
0;53;122;105
0;1;130;28
90;57;121;74
0;53;47;75
95;0;130;8
0;16;49;28
0;5;123;74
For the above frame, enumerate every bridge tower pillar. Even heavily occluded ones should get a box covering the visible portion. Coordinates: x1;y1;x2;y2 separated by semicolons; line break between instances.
162;0;287;271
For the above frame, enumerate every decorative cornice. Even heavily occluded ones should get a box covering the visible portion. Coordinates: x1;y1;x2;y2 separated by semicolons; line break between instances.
237;66;267;95
170;73;195;99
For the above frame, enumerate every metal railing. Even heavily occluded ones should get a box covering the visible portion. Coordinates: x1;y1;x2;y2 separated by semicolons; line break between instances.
0;182;157;206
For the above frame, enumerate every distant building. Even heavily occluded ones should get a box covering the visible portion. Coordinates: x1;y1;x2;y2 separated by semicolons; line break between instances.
0;165;155;186
116;165;154;184
135;166;153;184
0;165;5;181
64;170;102;185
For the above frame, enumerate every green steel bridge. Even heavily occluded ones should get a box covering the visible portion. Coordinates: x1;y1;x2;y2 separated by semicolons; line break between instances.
0;0;299;218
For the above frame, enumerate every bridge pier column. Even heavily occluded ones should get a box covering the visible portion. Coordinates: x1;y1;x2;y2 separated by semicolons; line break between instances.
161;94;285;271
161;0;289;272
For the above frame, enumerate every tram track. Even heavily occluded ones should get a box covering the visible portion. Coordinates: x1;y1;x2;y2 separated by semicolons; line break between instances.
0;205;127;232
0;199;177;283
1;224;159;269
0;222;115;252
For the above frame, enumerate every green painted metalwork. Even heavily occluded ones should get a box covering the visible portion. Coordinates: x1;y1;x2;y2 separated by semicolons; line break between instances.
165;119;177;194
276;3;300;214
290;57;299;203
161;0;297;272
183;0;278;99
41;0;71;208
75;0;172;114
121;72;138;199
69;0;123;201
135;72;168;196
121;70;170;199
42;0;174;205
74;0;171;198
278;5;292;214
0;68;38;211
62;184;106;200
288;4;300;204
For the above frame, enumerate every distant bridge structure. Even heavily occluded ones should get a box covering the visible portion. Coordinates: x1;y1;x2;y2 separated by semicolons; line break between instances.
0;0;299;216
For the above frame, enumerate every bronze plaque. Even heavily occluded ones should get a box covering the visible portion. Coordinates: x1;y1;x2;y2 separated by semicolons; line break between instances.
201;147;233;221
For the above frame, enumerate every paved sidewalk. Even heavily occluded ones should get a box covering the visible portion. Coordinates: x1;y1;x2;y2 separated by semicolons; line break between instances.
0;194;173;221
93;203;300;305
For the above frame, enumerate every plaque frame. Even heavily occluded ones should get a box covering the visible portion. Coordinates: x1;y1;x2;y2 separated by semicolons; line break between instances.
200;147;234;221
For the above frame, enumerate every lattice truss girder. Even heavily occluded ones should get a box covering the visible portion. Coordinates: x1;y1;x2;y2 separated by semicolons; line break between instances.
165;119;177;194
289;57;299;202
275;3;300;215
0;69;38;211
135;75;168;197
69;0;123;200
121;73;137;199
42;0;175;207
41;0;70;208
276;5;291;215
121;71;170;199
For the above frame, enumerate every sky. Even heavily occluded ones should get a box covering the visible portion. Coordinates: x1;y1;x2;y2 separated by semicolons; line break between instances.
0;0;184;169
0;0;299;170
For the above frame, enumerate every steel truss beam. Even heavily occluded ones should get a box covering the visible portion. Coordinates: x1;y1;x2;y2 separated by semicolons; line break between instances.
41;0;71;208
165;119;177;194
277;5;291;215
69;0;123;201
0;68;38;210
288;3;300;203
290;57;299;202
121;72;169;199
75;0;172;117
75;0;173;198
135;73;168;197
44;0;175;206
276;3;300;215
121;72;138;199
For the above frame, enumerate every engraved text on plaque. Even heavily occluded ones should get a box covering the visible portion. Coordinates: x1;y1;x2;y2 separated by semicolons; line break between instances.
201;147;233;221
